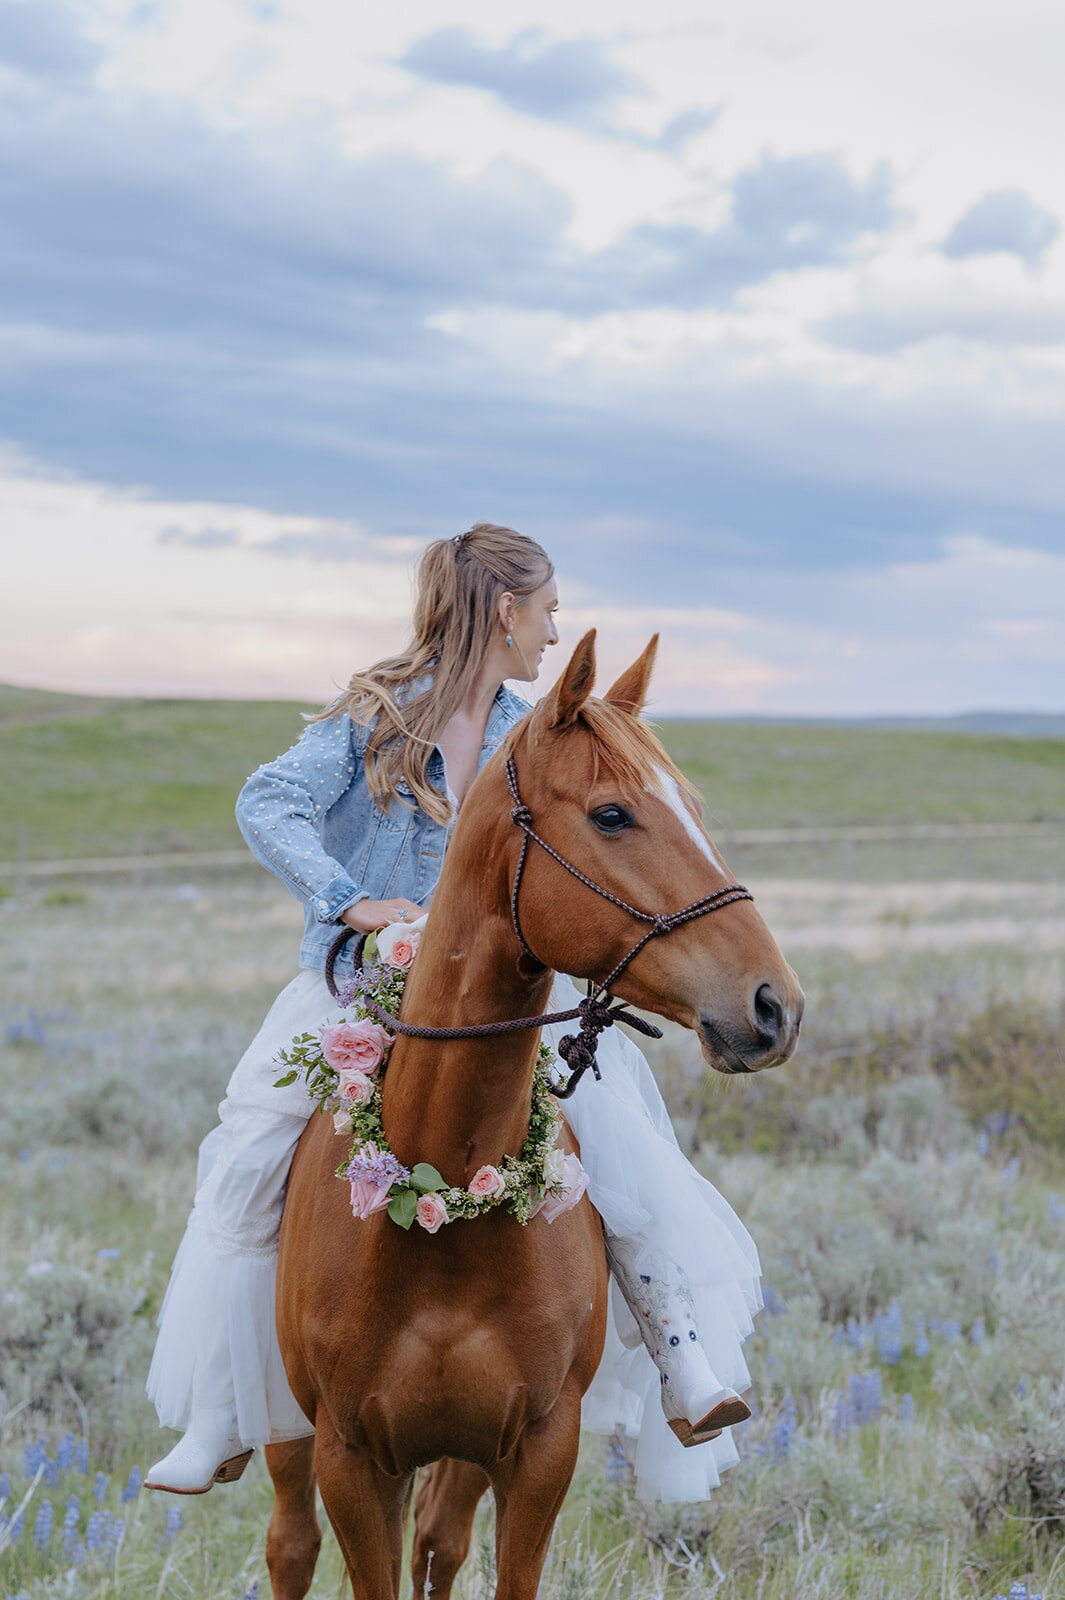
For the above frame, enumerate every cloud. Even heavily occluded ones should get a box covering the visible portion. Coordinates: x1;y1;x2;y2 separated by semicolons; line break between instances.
941;190;1061;268
815;300;1065;353
581;153;898;310
398;26;640;122
158;525;240;550
0;0;102;83
651;106;720;154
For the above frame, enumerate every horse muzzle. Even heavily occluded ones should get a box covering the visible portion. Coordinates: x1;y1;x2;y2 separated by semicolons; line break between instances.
698;980;804;1075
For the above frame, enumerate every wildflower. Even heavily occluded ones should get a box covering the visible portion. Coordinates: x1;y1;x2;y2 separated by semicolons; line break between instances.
941;1319;962;1344
245;1582;260;1600
86;1510;110;1552
63;1494;80;1558
971;1318;986;1345
1049;1194;1065;1222
874;1302;904;1366
606;1438;629;1484
120;1467;141;1502
0;1472;10;1505
913;1316;930;1359
898;1393;915;1427
847;1371;881;1427
97;1247;120;1261
75;1439;89;1475
34;1498;54;1550
163;1504;182;1542
831;1395;850;1438
56;1434;76;1472
771;1392;797;1462
23;1440;47;1480
346;1144;409;1190
92;1471;107;1503
762;1285;787;1316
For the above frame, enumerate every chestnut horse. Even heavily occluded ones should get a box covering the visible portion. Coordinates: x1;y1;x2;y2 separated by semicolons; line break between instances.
264;632;803;1600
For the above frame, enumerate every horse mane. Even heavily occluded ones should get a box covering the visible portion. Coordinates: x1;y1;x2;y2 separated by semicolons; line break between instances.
518;694;703;814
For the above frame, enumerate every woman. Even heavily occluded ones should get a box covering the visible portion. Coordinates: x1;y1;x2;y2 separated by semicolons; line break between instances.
145;523;761;1504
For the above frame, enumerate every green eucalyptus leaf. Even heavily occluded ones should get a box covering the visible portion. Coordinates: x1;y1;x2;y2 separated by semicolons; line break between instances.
388;1188;418;1230
273;1070;298;1088
410;1163;446;1194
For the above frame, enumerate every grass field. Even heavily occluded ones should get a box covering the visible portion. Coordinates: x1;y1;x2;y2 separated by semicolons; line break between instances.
2;684;1063;867
1;686;1064;1598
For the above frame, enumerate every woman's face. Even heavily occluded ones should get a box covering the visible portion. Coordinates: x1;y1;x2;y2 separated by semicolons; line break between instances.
508;577;560;680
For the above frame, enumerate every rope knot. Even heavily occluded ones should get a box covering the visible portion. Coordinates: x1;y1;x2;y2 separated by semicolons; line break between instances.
651;913;672;937
510;804;533;828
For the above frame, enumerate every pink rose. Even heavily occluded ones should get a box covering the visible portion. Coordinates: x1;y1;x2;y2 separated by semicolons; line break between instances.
337;1068;374;1106
349;1178;392;1220
540;1154;589;1224
333;1108;354;1135
320;1019;391;1075
376;917;427;969
468;1165;507;1200
416;1193;449;1233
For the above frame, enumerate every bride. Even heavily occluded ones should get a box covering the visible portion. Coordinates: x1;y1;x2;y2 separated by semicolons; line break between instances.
144;521;765;1504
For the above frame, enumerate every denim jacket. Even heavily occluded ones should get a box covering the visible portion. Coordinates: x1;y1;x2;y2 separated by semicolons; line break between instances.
235;685;530;975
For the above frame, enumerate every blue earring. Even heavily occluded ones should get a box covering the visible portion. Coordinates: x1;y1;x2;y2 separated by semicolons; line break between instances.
506;633;513;648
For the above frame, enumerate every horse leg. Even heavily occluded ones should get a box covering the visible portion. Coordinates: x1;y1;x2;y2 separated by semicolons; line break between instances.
490;1392;583;1600
264;1438;321;1600
313;1415;411;1600
411;1458;490;1600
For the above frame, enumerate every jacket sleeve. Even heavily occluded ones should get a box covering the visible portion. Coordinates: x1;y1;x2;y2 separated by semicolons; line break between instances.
235;712;370;923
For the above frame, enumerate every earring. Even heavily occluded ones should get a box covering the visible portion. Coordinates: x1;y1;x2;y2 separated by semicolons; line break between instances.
506;633;513;648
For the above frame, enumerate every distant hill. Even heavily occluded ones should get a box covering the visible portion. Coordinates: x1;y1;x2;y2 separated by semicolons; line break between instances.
2;682;1063;862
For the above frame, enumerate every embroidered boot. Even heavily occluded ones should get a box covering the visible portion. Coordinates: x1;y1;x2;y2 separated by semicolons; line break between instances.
145;1411;252;1496
605;1236;751;1448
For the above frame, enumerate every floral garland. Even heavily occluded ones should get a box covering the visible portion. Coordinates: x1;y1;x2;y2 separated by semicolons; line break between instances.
274;917;588;1233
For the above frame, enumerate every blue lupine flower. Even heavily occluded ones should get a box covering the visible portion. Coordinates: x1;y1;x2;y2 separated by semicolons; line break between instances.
874;1302;904;1365
898;1393;915;1426
971;1318;986;1345
977;1131;989;1157
245;1582;260;1600
1049;1194;1065;1221
96;1248;120;1261
63;1494;80;1558
605;1440;628;1484
34;1499;53;1550
771;1392;797;1462
56;1434;76;1472
1001;1156;1021;1185
7;1509;25;1543
831;1395;850;1438
23;1441;47;1480
92;1471;108;1503
832;1325;845;1348
164;1505;182;1540
847;1371;881;1427
0;1472;10;1505
86;1510;109;1552
941;1319;962;1343
762;1284;787;1316
914;1317;930;1359
120;1467;141;1502
75;1438;90;1475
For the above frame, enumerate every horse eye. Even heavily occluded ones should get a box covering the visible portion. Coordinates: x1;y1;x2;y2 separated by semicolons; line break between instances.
590;805;633;833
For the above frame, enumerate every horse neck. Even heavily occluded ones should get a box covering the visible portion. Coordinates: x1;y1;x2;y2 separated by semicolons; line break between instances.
380;776;556;1185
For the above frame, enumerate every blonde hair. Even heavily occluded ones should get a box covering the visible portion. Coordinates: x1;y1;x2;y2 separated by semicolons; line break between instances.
319;523;553;823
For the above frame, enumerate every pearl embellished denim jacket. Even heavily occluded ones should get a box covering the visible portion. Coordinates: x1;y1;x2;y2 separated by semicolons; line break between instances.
235;685;530;976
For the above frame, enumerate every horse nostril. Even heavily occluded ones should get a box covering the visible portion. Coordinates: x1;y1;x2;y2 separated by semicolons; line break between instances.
753;983;785;1043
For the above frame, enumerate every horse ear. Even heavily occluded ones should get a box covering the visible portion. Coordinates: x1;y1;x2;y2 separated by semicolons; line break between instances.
550;630;597;727
603;635;658;715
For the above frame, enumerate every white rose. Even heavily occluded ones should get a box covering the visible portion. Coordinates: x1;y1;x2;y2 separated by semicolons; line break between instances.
544;1146;566;1187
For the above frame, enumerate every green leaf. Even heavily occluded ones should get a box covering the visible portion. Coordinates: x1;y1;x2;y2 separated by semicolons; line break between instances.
388;1188;418;1230
409;1163;446;1194
364;931;379;959
273;1070;298;1087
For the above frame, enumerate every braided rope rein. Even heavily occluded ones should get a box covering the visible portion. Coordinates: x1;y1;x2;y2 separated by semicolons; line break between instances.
324;754;753;1098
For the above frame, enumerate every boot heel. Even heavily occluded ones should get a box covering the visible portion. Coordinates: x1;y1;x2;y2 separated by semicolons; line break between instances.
214;1450;253;1484
670;1395;751;1448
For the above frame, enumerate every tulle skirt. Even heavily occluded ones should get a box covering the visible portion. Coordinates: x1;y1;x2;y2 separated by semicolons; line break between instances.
147;970;761;1503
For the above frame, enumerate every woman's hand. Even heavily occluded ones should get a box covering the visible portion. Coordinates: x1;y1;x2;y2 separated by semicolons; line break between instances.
341;898;426;935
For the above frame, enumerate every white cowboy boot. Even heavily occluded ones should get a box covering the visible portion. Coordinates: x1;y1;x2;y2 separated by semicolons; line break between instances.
145;1412;252;1496
605;1236;751;1448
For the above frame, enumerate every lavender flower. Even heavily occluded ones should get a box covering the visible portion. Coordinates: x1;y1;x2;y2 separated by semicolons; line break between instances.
120;1467;141;1503
245;1581;260;1600
347;1145;410;1189
56;1434;76;1472
847;1371;881;1427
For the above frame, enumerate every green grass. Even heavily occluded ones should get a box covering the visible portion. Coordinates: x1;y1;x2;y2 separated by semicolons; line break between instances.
3;684;1063;866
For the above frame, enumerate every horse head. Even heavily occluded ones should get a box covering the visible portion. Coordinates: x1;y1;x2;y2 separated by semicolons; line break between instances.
506;630;804;1075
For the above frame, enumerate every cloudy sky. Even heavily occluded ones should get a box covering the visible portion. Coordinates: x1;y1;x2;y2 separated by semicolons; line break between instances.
2;0;1064;713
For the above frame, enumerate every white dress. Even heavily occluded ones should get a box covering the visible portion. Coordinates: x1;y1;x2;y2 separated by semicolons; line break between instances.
147;971;761;1503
